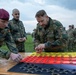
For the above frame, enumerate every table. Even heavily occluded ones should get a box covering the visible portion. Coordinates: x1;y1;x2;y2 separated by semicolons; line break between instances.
0;52;38;75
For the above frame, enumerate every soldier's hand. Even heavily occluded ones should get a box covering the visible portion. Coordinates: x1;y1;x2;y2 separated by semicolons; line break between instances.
17;38;26;42
35;44;45;53
17;38;22;42
21;37;27;41
17;38;24;42
24;37;27;41
10;53;22;62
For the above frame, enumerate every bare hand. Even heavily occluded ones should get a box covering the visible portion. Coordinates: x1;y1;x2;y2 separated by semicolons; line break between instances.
35;44;45;53
18;37;26;42
10;53;22;62
17;38;23;42
22;37;27;41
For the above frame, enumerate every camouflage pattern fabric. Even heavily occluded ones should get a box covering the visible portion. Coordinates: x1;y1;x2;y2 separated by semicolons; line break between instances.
67;29;74;51
0;27;18;59
73;28;76;50
34;18;67;52
9;18;26;52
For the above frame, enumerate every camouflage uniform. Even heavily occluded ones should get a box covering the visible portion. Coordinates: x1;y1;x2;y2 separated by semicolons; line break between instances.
73;28;76;50
67;28;74;51
35;18;67;52
0;27;18;59
8;18;27;52
53;20;68;51
60;27;68;51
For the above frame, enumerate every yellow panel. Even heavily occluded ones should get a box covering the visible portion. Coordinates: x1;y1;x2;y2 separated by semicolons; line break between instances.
30;52;76;57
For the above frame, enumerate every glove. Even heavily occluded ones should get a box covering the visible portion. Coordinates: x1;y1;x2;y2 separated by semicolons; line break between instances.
10;53;22;62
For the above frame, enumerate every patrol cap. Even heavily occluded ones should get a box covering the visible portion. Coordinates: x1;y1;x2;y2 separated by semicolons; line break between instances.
0;9;9;20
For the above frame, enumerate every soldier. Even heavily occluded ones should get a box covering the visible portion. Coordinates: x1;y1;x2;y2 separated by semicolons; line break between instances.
34;10;67;53
0;9;22;62
67;25;74;51
8;9;27;52
72;24;74;29
73;28;76;50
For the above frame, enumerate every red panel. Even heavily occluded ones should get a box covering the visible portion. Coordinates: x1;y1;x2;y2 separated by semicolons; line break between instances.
20;55;76;65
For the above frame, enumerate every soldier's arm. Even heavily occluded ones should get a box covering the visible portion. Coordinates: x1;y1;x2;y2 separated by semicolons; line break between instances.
21;21;27;38
0;49;10;59
4;29;18;54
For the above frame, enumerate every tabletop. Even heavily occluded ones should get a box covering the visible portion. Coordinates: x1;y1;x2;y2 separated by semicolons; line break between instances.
0;52;38;75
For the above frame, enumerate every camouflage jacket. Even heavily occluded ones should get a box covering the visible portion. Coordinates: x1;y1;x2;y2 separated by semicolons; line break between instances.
0;27;18;59
73;28;76;42
67;29;74;38
8;18;26;42
35;17;67;52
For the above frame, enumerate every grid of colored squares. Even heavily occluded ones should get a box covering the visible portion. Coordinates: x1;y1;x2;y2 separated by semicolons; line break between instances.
21;52;76;64
8;62;76;75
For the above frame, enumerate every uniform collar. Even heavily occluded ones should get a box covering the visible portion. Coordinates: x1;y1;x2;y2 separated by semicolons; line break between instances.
13;18;19;22
44;17;53;30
